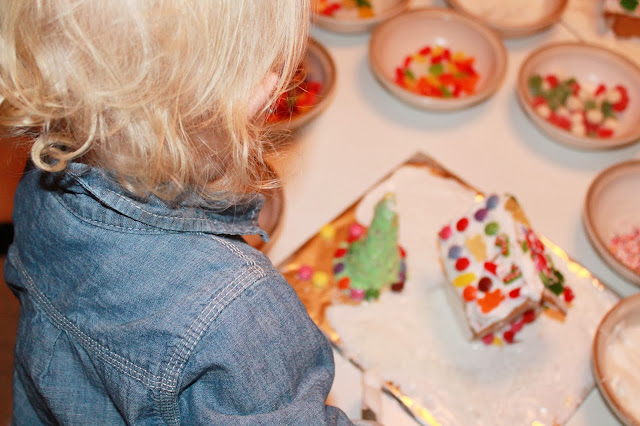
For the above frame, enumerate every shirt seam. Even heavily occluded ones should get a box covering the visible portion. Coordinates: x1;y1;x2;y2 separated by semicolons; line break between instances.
158;235;267;424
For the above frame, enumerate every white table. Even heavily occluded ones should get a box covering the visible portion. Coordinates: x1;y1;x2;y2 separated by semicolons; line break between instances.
265;1;640;424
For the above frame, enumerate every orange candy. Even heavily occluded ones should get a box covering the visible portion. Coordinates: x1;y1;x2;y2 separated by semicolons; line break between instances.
463;285;477;301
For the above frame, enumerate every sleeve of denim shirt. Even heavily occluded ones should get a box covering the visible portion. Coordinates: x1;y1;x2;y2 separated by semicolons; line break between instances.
176;272;353;425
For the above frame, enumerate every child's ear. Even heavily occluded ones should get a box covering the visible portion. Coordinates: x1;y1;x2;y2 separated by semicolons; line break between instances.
249;72;279;118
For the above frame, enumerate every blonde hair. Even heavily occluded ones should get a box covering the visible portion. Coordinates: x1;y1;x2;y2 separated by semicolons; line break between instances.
0;0;310;203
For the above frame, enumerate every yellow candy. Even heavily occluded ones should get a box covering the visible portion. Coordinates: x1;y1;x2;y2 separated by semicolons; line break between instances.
453;272;476;288
432;45;443;56
312;271;329;288
319;224;336;240
466;234;487;262
492;336;504;347
413;53;427;64
359;6;374;18
452;51;467;61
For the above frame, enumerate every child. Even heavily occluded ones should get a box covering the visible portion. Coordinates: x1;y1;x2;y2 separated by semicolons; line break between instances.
0;0;353;424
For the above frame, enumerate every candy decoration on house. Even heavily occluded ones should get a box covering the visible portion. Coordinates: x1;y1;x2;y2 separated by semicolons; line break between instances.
333;193;407;301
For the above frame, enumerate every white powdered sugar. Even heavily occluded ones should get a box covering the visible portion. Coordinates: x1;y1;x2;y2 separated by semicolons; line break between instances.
327;165;618;426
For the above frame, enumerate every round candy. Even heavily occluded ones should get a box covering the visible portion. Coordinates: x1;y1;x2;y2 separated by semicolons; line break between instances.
297;265;313;281
439;225;452;240
311;271;329;288
338;277;351;289
509;288;521;298
349;223;366;239
455;257;470;271
486;194;499;210
333;263;345;274
334;248;347;258
474;208;488;222
319;224;336;240
478;277;492;292
391;281;405;292
463;285;477;301
485;222;499;236
456;218;469;232
350;288;365;301
448;245;463;260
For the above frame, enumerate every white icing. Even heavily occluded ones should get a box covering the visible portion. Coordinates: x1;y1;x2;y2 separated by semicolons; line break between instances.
438;196;544;336
329;165;619;425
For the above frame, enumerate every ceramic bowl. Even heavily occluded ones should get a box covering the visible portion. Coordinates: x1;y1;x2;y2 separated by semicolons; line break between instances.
517;42;640;150
446;0;567;38
313;0;410;34
592;293;640;426
243;169;285;253
583;160;640;286
368;8;507;111
267;38;336;132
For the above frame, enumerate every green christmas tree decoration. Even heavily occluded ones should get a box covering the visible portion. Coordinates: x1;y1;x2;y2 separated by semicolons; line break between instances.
334;192;405;301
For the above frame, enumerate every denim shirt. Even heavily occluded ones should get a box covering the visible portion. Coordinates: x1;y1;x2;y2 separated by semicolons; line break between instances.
4;163;352;425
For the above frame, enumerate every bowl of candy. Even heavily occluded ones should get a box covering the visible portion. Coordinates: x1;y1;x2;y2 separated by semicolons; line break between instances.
517;42;640;150
368;8;507;111
446;0;568;38
267;38;336;132
583;160;640;286
593;293;640;426
313;0;410;34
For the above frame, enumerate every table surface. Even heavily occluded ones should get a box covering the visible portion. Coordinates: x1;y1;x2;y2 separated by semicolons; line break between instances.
264;1;640;425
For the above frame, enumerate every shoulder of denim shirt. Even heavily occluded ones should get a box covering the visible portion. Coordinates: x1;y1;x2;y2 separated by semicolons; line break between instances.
39;162;269;241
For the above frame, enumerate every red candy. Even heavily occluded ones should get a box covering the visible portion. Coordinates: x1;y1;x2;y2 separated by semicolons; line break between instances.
391;282;405;292
334;248;347;258
508;288;521;298
522;309;536;324
456;218;469;232
439;225;452;240
455;257;470;271
563;286;575;303
484;262;498;276
398;246;407;258
478;277;492;292
503;330;515;344
482;333;495;345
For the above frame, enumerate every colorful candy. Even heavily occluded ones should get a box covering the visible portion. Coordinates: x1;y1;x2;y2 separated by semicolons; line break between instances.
395;45;480;98
268;67;322;124
528;73;630;139
315;0;374;18
609;227;640;274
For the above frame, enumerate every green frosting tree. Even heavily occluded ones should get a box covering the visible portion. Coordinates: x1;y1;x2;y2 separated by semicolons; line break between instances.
343;193;401;299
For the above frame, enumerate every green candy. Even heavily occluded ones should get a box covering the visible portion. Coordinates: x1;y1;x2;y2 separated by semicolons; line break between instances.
485;222;499;236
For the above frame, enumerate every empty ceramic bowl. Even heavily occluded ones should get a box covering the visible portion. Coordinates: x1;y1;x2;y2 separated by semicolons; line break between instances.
446;0;567;38
369;8;507;111
313;0;410;34
517;42;640;150
593;293;640;426
583;160;640;285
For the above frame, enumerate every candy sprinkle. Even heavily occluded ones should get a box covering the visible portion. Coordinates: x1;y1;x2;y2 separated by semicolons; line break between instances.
608;227;640;274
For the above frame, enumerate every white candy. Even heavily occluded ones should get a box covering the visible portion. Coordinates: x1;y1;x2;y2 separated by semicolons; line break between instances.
556;106;570;118
570;111;583;124
602;117;619;131
535;104;551;119
586;108;604;124
571;122;586;137
606;89;622;104
566;95;582;111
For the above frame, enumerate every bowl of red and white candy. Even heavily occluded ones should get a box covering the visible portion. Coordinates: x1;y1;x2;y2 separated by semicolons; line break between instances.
517;42;640;150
